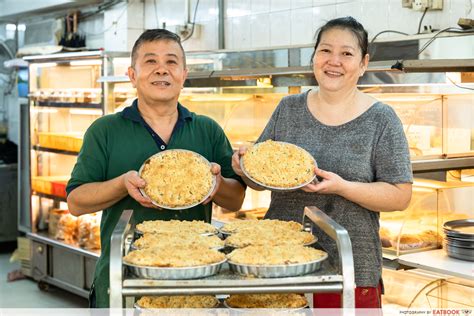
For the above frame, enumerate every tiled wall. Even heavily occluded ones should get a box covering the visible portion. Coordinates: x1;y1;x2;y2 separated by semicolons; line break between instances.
140;0;474;52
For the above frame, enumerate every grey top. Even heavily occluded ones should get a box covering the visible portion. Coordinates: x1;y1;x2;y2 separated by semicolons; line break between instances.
257;90;413;287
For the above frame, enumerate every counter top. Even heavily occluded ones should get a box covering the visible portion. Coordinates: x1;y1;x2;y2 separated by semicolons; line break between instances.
398;249;474;280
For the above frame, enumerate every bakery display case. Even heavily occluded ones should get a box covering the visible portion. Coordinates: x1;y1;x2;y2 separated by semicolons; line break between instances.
18;51;129;298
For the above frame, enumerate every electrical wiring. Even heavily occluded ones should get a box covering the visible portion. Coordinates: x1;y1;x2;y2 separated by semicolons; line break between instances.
81;0;136;36
446;75;474;91
181;0;200;42
417;7;429;34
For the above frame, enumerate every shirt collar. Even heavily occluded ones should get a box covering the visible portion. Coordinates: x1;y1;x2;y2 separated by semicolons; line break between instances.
121;99;192;123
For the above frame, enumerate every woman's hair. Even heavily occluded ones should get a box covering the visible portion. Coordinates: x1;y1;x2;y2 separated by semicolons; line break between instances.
311;16;369;61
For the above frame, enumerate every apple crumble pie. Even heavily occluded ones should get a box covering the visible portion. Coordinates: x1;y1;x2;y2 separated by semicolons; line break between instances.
225;228;316;248
123;245;225;267
227;245;327;265
221;219;302;234
140;150;214;208
241;140;315;188
136;295;219;308
133;232;224;249
225;293;307;309
136;220;218;235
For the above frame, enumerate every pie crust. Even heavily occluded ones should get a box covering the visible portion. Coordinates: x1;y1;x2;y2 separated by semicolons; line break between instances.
242;140;315;188
133;232;224;249
123;245;225;267
227;245;327;265
225;228;315;248
221;219;302;234
136;220;217;235
225;293;307;309
140;150;214;208
136;295;218;308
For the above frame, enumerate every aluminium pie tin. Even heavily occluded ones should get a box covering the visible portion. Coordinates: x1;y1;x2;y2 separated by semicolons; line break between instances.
239;141;317;192
227;253;328;278
125;258;226;280
222;299;308;311
138;149;217;210
134;228;219;239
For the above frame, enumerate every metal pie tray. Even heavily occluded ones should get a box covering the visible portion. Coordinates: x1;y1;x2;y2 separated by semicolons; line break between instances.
444;243;474;262
138;149;217;210
125;259;226;279
228;254;328;278
240;141;317;192
444;238;474;249
443;219;474;240
130;243;225;252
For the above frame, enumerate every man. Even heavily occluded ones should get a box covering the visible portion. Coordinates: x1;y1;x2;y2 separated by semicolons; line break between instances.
66;29;246;307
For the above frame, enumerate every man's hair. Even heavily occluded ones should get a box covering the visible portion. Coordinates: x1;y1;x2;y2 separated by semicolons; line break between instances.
131;29;186;68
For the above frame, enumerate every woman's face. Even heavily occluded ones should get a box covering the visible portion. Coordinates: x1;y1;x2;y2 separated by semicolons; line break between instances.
312;28;369;93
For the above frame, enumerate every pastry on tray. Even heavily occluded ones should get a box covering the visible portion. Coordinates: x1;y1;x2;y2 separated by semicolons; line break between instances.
123;245;225;267
136;295;219;308
139;150;214;208
241;140;315;189
136;219;217;235
225;228;316;248
133;232;224;250
221;219;302;234
225;293;307;309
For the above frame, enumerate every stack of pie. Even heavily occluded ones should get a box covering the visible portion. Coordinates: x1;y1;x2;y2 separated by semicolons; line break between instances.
139;150;214;208
225;293;307;309
136;295;219;308
225;228;315;248
241;140;315;189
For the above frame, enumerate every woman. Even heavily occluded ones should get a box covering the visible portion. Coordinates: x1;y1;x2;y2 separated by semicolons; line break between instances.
232;16;413;308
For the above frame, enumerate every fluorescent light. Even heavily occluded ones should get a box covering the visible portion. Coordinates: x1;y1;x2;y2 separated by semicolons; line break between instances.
6;24;16;31
70;109;103;115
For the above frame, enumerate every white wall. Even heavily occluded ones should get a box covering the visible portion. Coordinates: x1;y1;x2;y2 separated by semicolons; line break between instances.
138;0;474;52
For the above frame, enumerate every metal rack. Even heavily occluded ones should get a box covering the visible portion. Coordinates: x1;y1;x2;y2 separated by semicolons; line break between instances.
109;206;355;308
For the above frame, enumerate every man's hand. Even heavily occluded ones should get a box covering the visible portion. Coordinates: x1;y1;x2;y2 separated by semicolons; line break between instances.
301;167;347;194
231;146;248;177
123;170;160;209
202;163;222;205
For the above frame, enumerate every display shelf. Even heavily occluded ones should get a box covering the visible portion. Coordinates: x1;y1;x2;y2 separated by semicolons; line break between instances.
32;145;79;156
398;249;474;281
35;101;102;109
33;192;67;202
411;157;474;173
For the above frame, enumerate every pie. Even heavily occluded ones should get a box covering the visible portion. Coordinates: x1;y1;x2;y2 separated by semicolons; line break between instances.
225;293;307;309
225;228;316;248
133;232;224;249
241;140;315;188
136;220;218;235
136;295;219;308
140;150;214;208
123;245;225;267
221;219;302;234
227;245;327;265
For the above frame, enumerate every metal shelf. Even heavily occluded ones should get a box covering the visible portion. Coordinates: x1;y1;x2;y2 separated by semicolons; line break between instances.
398;249;474;281
32;145;78;156
28;232;100;259
109;206;355;308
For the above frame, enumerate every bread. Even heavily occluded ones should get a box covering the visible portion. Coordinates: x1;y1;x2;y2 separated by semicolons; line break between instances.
418;229;439;247
394;234;424;250
379;227;392;248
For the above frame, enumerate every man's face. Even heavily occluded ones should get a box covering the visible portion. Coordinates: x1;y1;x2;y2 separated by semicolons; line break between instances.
128;40;188;104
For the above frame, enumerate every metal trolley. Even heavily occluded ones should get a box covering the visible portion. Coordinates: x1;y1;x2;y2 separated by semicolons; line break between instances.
109;206;356;308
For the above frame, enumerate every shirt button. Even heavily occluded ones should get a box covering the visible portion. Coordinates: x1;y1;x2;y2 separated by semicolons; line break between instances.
160;145;165;150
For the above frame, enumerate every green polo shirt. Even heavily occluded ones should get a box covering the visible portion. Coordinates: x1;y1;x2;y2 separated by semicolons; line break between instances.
66;100;242;307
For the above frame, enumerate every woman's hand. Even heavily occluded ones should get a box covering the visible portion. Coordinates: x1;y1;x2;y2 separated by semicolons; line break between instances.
123;170;160;209
301;167;347;194
231;146;248;177
202;163;222;205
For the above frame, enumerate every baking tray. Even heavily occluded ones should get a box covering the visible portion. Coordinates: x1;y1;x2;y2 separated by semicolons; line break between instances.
138;149;216;210
240;141;317;192
444;238;474;249
443;219;474;240
125;259;227;279
228;254;328;278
